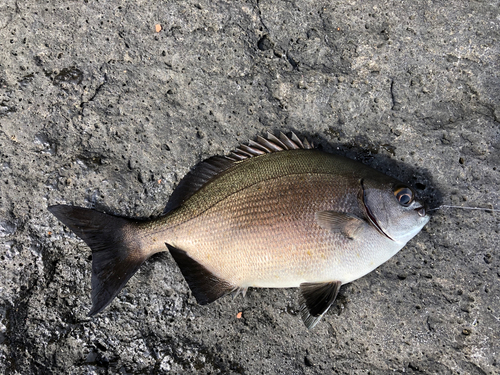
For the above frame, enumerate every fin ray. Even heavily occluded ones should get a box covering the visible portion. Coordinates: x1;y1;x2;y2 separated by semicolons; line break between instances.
279;132;300;149
257;135;283;152
266;133;288;149
291;132;305;148
248;139;272;153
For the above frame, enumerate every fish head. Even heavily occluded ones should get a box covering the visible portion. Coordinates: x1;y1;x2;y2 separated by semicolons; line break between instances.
360;177;430;245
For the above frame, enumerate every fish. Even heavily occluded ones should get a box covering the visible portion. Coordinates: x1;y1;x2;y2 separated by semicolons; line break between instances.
48;132;430;329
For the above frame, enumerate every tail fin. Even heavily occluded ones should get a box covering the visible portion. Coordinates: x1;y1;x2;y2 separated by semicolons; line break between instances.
48;205;148;316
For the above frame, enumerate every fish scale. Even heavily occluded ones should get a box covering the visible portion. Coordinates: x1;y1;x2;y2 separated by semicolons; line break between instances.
48;132;429;328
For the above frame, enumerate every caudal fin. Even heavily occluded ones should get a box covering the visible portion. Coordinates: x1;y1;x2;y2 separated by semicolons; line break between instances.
48;205;148;316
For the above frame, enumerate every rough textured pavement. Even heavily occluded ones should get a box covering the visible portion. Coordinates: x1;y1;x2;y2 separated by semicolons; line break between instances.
1;1;499;374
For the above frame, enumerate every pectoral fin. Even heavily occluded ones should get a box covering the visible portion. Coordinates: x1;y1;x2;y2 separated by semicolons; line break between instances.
315;211;367;239
299;281;342;329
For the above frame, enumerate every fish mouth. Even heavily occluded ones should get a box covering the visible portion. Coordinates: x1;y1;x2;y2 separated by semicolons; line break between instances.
415;205;427;217
360;180;395;242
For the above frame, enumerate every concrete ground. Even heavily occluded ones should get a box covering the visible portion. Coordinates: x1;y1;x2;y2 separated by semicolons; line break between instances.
1;0;499;374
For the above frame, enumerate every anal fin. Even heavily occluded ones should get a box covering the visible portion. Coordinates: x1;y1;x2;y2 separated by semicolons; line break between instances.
299;281;342;329
166;243;236;305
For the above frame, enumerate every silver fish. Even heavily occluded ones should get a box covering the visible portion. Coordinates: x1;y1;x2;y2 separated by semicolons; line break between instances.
49;132;429;328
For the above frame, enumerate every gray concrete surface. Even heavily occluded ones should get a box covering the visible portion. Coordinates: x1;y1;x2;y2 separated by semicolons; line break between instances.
1;0;499;374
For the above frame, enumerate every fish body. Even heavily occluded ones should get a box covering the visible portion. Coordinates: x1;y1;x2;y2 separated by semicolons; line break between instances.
49;133;429;328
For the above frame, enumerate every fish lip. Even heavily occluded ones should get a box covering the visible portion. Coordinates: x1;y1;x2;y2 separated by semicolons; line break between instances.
360;180;395;242
413;203;428;217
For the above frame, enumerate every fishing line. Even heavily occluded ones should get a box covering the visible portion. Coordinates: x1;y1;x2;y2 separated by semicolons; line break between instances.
429;205;500;212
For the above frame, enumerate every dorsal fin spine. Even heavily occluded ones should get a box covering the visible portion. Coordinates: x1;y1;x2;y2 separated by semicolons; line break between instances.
248;139;272;153
291;132;305;148
279;132;299;149
238;144;265;156
234;148;253;158
242;132;312;158
266;133;288;149
256;135;283;152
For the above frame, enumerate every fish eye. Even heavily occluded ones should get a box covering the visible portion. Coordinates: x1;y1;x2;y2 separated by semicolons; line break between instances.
394;187;414;206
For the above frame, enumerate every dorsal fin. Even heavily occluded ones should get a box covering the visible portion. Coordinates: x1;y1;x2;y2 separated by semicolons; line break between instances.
164;132;314;213
226;132;313;161
164;156;234;214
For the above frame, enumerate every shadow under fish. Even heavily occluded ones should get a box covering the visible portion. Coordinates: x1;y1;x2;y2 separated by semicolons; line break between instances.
48;132;429;329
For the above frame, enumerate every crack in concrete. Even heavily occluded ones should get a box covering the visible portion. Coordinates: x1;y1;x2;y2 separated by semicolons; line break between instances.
254;0;270;35
390;79;397;110
79;73;108;112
